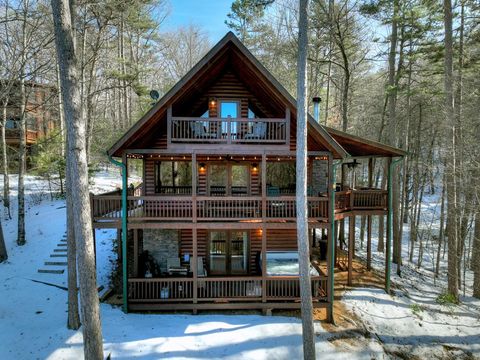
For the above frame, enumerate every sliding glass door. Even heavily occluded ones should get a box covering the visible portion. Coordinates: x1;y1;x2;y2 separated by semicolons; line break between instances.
209;231;248;275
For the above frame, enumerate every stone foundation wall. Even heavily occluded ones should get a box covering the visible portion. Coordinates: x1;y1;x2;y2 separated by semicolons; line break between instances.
142;229;179;273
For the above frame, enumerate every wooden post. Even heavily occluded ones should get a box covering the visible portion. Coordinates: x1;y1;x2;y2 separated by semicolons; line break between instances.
167;105;172;145
285;107;291;146
261;153;266;219
192;226;198;313
192;153;198;313
386;157;392;293
261;225;267;306
326;154;334;323
348;215;355;286
192;153;197;222
367;157;373;270
133;229;138;277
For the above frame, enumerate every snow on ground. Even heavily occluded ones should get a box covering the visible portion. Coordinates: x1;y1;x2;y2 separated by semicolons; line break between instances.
0;174;386;360
90;165;141;194
343;188;480;359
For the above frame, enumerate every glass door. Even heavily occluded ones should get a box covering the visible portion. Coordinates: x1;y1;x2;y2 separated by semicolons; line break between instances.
230;231;248;274
209;164;227;196
209;231;227;274
231;164;249;196
209;231;248;275
219;100;239;139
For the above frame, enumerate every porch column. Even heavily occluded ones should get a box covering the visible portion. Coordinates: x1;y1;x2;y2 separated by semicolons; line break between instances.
192;153;198;312
167;105;172;145
327;153;335;323
192;227;198;311
261;153;267;308
121;151;128;313
261;153;266;218
367;158;373;270
348;216;355;286
385;157;393;293
261;225;267;305
133;229;138;277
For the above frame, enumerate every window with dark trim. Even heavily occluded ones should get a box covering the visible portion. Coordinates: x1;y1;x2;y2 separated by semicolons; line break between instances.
153;161;192;195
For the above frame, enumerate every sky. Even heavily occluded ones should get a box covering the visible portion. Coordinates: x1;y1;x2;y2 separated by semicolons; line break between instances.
163;0;233;43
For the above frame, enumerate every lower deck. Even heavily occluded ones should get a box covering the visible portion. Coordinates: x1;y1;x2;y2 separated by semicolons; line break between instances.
127;275;328;311
121;227;332;311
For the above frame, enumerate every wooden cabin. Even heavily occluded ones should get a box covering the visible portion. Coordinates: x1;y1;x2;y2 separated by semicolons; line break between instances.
91;32;405;318
1;80;57;147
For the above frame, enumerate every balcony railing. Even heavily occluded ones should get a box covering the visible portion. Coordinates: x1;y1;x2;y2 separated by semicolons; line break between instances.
90;190;387;223
170;117;288;144
5;128;38;143
127;275;327;303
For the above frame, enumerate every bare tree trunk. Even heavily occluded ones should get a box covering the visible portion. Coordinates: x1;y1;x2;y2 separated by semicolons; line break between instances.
0;219;7;262
473;213;480;298
1;99;11;219
296;1;315;358
436;176;446;277
360;215;365;249
17;19;27;246
51;0;104;357
66;137;80;329
56;61;65;158
443;0;459;301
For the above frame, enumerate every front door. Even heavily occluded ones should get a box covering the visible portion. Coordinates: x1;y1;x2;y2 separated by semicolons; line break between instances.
209;230;248;275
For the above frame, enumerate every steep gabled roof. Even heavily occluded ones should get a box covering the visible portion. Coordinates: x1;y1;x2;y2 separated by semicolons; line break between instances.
108;32;404;159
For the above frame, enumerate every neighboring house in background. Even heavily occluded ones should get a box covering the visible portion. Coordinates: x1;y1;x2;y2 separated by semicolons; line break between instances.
91;32;406;319
1;80;58;149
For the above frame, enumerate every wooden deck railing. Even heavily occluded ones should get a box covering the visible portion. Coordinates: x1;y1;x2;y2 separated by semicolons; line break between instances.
5;128;38;143
197;197;261;220
91;190;387;222
170;117;288;144
128;275;327;303
128;278;194;302
334;190;387;213
266;197;329;220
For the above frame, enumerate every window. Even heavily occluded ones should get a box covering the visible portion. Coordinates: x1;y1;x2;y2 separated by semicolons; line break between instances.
5;118;18;129
266;162;296;195
219;101;238;118
154;161;192;195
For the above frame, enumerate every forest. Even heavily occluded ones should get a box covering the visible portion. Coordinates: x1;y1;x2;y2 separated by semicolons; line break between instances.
0;0;479;359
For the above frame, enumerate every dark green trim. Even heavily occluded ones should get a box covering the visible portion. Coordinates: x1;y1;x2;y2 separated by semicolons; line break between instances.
108;154;128;313
328;160;342;321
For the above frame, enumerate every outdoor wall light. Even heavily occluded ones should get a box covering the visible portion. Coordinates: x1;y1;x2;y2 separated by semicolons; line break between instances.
251;163;258;172
199;163;206;172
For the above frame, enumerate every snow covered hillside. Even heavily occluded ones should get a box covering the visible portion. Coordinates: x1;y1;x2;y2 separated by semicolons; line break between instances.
0;174;479;359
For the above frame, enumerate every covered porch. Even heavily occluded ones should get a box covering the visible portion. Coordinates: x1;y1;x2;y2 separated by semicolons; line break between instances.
124;226;329;312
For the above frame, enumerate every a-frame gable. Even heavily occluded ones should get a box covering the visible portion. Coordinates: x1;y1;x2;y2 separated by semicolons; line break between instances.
108;32;348;158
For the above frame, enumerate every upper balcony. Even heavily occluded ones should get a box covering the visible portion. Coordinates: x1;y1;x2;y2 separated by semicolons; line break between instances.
90;188;387;227
169;117;289;145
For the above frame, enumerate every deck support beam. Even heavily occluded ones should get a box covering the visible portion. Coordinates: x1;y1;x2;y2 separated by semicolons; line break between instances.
386;157;392;293
348;216;355;286
367;157;373;270
327;156;339;323
133;229;138;277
